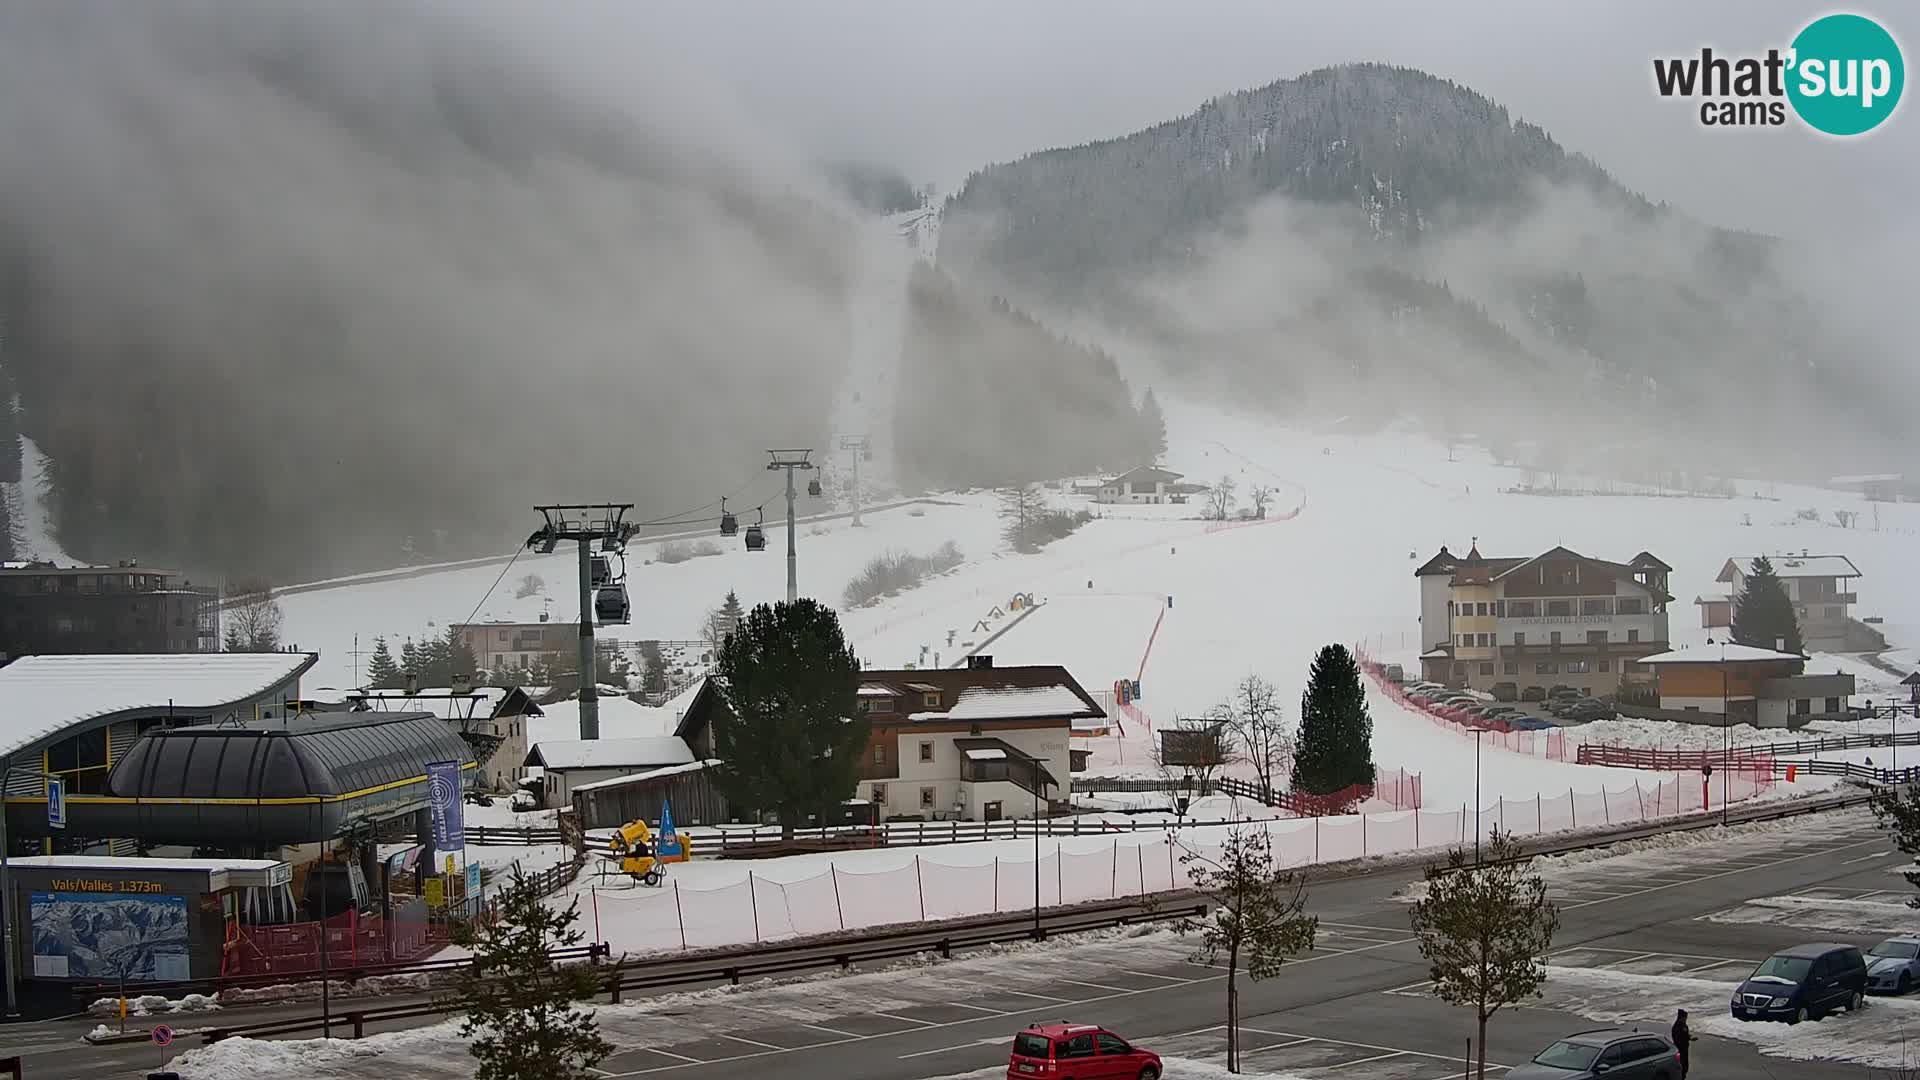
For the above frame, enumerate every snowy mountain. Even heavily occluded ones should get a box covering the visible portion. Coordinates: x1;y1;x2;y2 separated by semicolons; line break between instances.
936;63;1908;482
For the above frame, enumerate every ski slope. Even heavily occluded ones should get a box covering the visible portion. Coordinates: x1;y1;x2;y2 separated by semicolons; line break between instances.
278;392;1920;807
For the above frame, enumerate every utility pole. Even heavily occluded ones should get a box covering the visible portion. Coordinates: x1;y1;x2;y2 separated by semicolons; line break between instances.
766;450;816;604
525;504;637;740
838;435;870;526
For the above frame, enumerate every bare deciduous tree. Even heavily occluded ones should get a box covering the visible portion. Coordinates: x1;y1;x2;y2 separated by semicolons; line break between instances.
1205;474;1237;521
222;578;282;651
1248;484;1274;519
1155;717;1237;800
1212;675;1293;802
514;573;546;599
1175;827;1318;1073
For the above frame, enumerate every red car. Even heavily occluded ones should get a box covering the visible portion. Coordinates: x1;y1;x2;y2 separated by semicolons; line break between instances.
1008;1023;1162;1080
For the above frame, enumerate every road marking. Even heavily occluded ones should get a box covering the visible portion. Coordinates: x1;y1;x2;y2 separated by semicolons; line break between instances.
1190;1026;1512;1069
1676;958;1751;975
632;1047;703;1064
1120;969;1193;982
718;1034;784;1051
1322;1050;1407;1069
897;1035;1010;1060
798;1022;865;1038
992;989;1071;1003
870;1010;937;1026
1052;978;1130;993
940;1002;1008;1015
1844;850;1893;864
1561;835;1887;910
1381;978;1434;995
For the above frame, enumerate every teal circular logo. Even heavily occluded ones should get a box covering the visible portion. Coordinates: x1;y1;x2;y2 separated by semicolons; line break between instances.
1787;14;1904;135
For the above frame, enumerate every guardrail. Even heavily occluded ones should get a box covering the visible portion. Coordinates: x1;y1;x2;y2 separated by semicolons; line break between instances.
70;944;610;1004
1769;760;1918;784
193;897;1207;1045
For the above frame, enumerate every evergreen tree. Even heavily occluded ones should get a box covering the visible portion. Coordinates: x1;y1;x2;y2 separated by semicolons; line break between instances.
638;640;667;695
366;636;402;689
1140;386;1168;460
1408;829;1561;1080
400;639;421;683
998;485;1046;552
1872;780;1920;911
449;870;613;1080
712;599;867;839
1730;555;1805;661
718;590;745;638
1292;643;1376;797
443;626;479;685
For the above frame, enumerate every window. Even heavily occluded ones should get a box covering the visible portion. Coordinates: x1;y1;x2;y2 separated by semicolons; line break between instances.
1586;630;1608;644
1508;600;1538;617
1825;697;1841;714
1582;598;1610;616
918;741;934;763
1597;659;1611;673
1475;602;1489;616
498;629;510;642
1550;631;1562;646
920;786;936;808
1459;633;1472;647
1480;633;1493;647
1547;600;1572;616
923;693;940;708
871;783;887;805
1565;660;1591;674
1616;597;1645;615
873;744;886;765
1479;663;1494;676
1494;601;1506;617
1513;632;1527;646
1062;1035;1096;1059
1095;1034;1131;1055
1503;662;1519;674
1627;629;1640;643
1535;661;1559;674
1794;698;1811;715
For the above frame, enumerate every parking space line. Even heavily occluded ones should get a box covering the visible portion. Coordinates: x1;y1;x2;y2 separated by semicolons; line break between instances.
940;1002;1008;1015
1122;969;1194;982
1324;1051;1407;1069
798;1022;866;1039
1843;850;1894;864
634;1048;704;1064
870;1010;937;1026
1562;836;1886;910
1052;978;1131;993
1382;977;1434;994
1676;958;1750;975
992;989;1072;1003
718;1035;785;1051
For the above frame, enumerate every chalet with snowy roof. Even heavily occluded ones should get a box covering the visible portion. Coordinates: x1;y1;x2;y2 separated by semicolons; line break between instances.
352;684;543;791
1094;465;1185;505
1413;541;1672;695
1635;643;1854;728
1700;553;1882;652
524;736;696;807
673;658;1103;822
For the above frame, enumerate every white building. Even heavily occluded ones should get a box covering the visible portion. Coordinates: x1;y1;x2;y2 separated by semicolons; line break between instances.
1095;466;1185;505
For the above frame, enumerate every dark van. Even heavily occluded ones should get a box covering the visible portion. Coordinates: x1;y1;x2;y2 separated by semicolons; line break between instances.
1731;943;1869;1024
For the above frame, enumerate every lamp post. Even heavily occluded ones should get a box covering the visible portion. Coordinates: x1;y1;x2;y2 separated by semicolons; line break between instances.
1708;637;1728;825
1032;779;1049;940
1472;728;1485;865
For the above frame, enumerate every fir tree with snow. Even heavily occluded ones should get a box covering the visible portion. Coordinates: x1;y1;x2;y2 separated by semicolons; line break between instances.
366;636;401;689
1730;555;1804;662
1292;644;1375;797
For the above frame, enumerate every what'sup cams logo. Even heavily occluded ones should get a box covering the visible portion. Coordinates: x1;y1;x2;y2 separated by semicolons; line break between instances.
1654;12;1904;135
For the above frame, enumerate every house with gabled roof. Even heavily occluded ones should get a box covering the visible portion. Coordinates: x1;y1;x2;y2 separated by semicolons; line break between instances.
1700;552;1882;652
674;657;1102;822
1094;465;1185;505
1414;540;1672;694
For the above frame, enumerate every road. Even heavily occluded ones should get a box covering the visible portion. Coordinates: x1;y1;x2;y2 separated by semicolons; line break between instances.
9;807;1909;1079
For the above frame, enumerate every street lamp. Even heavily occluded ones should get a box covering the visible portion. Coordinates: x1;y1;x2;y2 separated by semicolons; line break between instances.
1473;728;1485;865
1708;637;1728;825
1032;778;1049;940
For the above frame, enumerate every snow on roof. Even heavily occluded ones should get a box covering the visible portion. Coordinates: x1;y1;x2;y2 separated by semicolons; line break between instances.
571;759;717;793
1830;473;1902;485
0;652;317;759
1723;555;1861;580
857;685;900;697
527;736;694;770
1638;644;1807;664
945;685;1093;721
962;747;1007;760
5;855;285;871
1694;593;1732;604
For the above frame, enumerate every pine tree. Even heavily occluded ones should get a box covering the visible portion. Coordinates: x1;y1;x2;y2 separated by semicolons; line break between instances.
366;637;402;689
449;870;613;1080
713;599;867;839
444;626;479;686
1871;780;1920;910
998;486;1046;552
718;590;745;638
1408;829;1561;1080
1140;386;1168;460
1292;643;1376;797
1730;555;1805;661
400;639;421;683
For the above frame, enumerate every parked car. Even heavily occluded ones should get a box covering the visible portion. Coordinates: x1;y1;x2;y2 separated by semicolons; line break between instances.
1508;1029;1682;1080
1521;685;1548;702
1490;681;1519;702
1867;936;1920;995
1009;1023;1161;1079
1732;943;1869;1023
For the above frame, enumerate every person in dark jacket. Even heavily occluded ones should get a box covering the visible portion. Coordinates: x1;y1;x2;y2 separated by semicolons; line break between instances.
1672;1008;1691;1077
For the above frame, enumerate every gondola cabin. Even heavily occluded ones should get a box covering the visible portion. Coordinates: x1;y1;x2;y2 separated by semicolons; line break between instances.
807;478;823;497
594;584;630;624
589;555;611;588
743;525;766;551
719;511;738;537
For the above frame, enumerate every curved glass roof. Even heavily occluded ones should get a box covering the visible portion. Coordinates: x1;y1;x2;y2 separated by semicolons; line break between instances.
108;711;474;800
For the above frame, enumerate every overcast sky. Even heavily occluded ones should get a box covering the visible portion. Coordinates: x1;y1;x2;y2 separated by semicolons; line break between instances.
599;0;1914;250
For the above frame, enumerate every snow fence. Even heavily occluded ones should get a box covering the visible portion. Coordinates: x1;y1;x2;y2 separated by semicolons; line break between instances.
578;767;1774;958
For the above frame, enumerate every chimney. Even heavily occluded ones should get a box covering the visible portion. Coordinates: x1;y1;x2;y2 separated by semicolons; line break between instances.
968;655;993;670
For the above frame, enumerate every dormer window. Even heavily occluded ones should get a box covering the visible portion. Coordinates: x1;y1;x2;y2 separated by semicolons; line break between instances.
924;693;940;708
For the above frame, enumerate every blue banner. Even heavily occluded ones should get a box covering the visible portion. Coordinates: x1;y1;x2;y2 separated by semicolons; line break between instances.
427;760;465;852
657;799;682;858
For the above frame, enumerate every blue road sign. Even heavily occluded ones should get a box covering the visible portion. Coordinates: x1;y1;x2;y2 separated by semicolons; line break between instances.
46;777;65;830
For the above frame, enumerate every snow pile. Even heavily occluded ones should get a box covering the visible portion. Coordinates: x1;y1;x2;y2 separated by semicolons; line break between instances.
172;1031;407;1079
1544;964;1920;1070
1700;894;1920;936
87;992;221;1017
